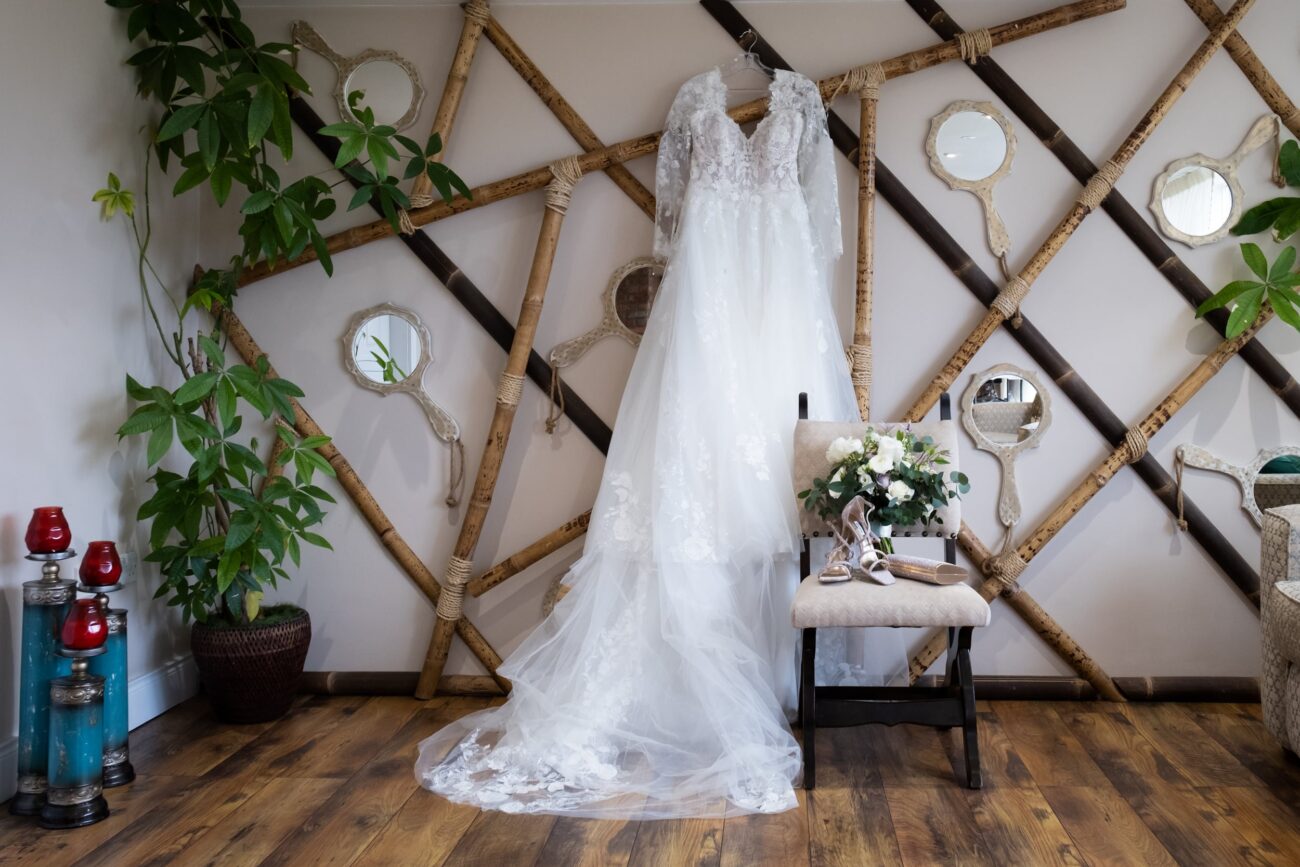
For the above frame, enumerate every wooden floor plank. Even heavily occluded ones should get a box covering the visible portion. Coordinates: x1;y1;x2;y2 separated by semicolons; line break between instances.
1122;703;1261;788
720;790;808;867
885;785;992;866
626;802;725;867
444;810;557;867
941;701;1034;790
171;777;341;867
138;709;279;778
1200;785;1300;864
868;724;960;788
1039;785;1177;867
991;703;1110;788
1055;704;1194;793
806;726;899;867
283;696;422;779
1189;703;1300;801
964;786;1083;866
353;787;480;867
535;814;642;867
203;694;368;780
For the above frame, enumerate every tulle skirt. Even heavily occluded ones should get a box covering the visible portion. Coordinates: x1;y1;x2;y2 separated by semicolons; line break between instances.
414;188;905;818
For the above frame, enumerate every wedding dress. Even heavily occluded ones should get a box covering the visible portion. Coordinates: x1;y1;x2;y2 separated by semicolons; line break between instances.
414;67;905;819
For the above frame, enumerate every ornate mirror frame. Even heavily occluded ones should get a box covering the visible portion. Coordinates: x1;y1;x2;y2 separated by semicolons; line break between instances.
1150;115;1279;248
961;363;1052;531
926;100;1017;277
548;257;664;370
342;302;460;445
1176;443;1300;527
292;21;426;131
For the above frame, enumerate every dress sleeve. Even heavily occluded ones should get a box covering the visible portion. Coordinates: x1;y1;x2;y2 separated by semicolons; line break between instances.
654;83;694;260
796;77;843;269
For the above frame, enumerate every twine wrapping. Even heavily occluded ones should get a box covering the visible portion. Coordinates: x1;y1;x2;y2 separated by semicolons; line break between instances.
1078;159;1124;210
435;556;476;620
848;342;872;391
956;28;993;65
445;438;466;507
985;548;1027;593
408;193;434;209
1174;447;1189;531
546;363;566;434
497;372;525;407
990;275;1031;327
545;156;585;214
463;0;491;26
838;63;887;101
397;208;417;235
1123;426;1148;464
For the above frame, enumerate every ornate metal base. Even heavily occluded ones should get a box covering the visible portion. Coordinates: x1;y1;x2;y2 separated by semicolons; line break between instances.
7;790;44;816
38;795;109;830
101;759;135;788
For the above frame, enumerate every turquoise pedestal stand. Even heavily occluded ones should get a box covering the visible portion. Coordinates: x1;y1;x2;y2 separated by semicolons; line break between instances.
83;583;133;787
39;646;109;830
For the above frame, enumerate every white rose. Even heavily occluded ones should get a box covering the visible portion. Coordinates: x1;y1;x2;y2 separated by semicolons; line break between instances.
866;452;893;474
874;435;906;469
887;480;914;502
825;436;864;465
856;465;873;487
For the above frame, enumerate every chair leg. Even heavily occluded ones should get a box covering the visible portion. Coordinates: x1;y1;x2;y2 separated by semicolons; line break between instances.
956;626;981;789
802;627;817;790
938;626;958;731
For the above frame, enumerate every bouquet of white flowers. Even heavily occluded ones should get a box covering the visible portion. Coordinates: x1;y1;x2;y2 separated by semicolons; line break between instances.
798;428;969;539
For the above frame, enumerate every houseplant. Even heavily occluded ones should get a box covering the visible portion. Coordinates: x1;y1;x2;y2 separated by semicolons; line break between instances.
100;0;467;721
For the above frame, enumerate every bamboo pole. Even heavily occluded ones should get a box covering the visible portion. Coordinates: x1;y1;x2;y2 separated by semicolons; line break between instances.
481;13;656;221
467;510;591;597
1182;0;1300;139
849;67;886;421
408;0;491;208
711;4;1257;694
234;0;1125;285
906;0;1300;424
210;299;510;690
415;159;586;699
904;0;1256;422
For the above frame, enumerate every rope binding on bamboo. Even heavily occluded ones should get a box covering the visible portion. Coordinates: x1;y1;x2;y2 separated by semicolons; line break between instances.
1078;159;1124;211
984;547;1027;593
545;155;585;213
956;28;993;65
990;274;1031;328
1123;426;1149;464
435;555;476;620
848;341;872;392
497;372;525;407
837;63;887;101
463;0;491;26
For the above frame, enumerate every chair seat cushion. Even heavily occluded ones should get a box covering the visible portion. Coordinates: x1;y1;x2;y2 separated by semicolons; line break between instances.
792;577;991;629
1268;581;1300;664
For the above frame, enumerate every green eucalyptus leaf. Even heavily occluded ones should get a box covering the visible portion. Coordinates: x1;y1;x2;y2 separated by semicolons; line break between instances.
1242;243;1269;280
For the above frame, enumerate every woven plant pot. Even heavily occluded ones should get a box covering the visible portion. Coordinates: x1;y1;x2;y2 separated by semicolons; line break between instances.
191;607;310;724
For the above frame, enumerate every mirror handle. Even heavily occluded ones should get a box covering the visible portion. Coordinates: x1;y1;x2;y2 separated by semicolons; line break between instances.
997;451;1022;529
410;388;461;444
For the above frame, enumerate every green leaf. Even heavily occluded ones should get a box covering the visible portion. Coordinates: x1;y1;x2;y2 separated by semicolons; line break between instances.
248;84;275;147
125;374;152;401
146;420;174;466
216;552;240;593
1268;286;1300;330
300;531;332;550
118;406;170;437
1233;198;1295;235
241;190;276;214
1280;139;1300;187
197;110;219;171
198;335;225;369
335;134;366;167
157;103;205;141
1275;204;1300;242
174;371;219;404
270;92;293;160
317;121;360;138
225;511;258;551
1242;243;1268;280
1226;286;1265;337
209;164;233;207
1196;280;1262;317
1270;245;1298;281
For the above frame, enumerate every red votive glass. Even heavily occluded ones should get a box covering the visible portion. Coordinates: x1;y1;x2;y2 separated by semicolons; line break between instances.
62;599;108;650
80;541;123;587
25;506;72;554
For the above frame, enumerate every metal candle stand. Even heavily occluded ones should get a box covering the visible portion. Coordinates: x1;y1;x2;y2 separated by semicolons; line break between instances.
40;645;109;829
10;551;76;816
81;581;134;788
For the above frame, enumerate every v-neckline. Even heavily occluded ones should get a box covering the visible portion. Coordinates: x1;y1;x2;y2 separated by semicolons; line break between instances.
709;67;783;144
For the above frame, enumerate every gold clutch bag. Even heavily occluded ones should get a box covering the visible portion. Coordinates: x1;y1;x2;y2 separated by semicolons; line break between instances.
884;554;968;585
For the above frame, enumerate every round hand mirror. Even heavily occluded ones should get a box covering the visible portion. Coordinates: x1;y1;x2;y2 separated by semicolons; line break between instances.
342;303;464;505
1176;443;1300;527
927;100;1016;277
292;21;426;132
962;364;1052;532
549;258;663;369
1150;115;1280;248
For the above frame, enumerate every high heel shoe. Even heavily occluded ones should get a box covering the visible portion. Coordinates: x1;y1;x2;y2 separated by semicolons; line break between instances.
816;526;855;584
840;497;895;585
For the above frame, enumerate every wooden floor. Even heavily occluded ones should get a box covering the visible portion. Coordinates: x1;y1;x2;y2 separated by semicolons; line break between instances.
3;696;1300;866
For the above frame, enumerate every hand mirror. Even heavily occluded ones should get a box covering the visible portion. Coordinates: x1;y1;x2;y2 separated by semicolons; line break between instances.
1175;443;1300;526
292;21;425;131
928;100;1017;278
962;364;1052;533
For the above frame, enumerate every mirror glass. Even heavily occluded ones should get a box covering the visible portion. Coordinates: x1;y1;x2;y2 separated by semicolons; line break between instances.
1160;165;1233;238
614;263;663;336
935;111;1007;182
971;374;1043;445
345;60;415;126
352;314;421;384
1255;453;1300;512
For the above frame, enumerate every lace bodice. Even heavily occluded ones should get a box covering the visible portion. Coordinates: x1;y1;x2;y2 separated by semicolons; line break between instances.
654;68;842;267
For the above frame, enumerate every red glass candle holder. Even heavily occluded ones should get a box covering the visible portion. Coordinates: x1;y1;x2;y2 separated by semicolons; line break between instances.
25;507;72;554
80;541;123;587
61;599;108;651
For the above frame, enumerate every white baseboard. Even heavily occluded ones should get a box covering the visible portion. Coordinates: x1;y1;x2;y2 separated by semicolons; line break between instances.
129;655;199;730
0;736;16;804
0;657;197;805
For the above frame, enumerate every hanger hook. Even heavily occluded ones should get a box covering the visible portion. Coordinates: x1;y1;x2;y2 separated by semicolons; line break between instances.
738;29;758;53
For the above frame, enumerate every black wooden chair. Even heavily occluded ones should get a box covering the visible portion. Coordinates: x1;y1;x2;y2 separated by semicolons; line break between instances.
791;392;989;789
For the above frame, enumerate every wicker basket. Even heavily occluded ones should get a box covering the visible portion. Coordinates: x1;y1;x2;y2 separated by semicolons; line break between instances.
191;607;311;724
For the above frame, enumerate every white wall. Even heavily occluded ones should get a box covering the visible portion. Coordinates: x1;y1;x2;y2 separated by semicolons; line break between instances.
135;1;1300;690
0;1;201;802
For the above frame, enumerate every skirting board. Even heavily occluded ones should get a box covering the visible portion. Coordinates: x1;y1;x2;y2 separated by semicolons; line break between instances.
299;672;1260;702
1;656;198;804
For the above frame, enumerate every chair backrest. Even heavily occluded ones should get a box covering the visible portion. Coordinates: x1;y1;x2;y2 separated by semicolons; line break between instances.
793;393;961;539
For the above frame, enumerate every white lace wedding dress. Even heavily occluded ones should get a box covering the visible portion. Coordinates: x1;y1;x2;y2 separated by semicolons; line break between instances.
414;68;905;819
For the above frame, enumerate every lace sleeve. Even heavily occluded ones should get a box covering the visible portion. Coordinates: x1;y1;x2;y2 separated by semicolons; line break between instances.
796;77;843;268
653;83;695;260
